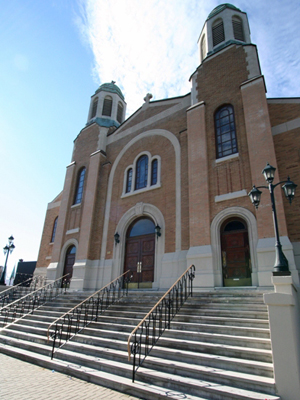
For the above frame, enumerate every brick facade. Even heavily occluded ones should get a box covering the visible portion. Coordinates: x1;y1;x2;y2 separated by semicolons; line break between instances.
36;5;300;289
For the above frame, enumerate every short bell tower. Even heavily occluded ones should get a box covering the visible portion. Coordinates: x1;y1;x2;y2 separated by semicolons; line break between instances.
87;81;127;128
198;4;251;64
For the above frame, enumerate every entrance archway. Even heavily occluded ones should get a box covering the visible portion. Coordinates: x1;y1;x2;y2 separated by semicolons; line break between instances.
221;218;251;287
124;217;155;288
63;245;76;283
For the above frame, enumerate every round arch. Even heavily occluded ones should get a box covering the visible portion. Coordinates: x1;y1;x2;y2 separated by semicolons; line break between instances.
58;238;79;278
101;129;181;261
112;202;165;286
211;207;258;286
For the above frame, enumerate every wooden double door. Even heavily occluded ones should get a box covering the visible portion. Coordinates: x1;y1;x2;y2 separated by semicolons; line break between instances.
124;233;155;287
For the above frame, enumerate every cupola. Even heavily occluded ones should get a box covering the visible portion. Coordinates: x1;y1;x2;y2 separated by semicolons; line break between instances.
87;81;127;128
198;4;251;63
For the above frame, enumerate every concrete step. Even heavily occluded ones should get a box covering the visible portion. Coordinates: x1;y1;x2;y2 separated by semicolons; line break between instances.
174;314;270;328
0;289;279;400
0;343;280;400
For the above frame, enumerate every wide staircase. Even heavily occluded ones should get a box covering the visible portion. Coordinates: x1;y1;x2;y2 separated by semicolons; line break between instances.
0;288;280;399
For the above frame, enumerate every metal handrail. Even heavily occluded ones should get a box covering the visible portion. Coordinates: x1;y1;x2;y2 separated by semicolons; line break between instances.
127;264;195;382
0;277;34;308
0;274;69;328
47;270;132;359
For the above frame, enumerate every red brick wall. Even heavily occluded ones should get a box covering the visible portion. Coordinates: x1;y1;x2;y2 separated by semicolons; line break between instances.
194;45;254;227
36;206;60;269
274;127;300;241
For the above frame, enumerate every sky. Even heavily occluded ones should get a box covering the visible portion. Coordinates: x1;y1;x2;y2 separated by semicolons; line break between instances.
0;0;299;278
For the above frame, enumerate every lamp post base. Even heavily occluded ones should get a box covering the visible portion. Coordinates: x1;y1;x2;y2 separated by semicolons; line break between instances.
273;270;291;276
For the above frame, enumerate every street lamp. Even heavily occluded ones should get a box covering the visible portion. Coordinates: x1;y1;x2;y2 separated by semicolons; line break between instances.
0;235;15;285
248;163;297;276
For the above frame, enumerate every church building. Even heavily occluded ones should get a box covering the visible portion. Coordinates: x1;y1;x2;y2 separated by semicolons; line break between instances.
36;4;300;291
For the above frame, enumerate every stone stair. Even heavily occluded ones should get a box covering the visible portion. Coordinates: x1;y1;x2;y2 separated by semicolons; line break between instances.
0;289;280;399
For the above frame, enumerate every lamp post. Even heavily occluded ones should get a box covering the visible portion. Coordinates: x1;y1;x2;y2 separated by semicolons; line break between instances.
248;163;297;276
0;235;15;285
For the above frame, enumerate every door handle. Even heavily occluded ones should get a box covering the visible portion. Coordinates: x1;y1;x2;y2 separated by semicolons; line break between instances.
137;261;142;273
222;251;227;267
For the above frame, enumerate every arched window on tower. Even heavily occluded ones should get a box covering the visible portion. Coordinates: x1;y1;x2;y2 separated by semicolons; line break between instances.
212;19;225;47
117;102;124;123
215;105;238;159
135;155;148;190
50;217;58;243
91;98;98;119
201;35;206;62
232;16;245;42
73;167;86;205
102;96;113;116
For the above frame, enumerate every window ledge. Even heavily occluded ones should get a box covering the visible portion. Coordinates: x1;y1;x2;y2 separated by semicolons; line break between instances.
121;184;161;198
215;189;248;203
71;203;81;209
66;228;80;235
215;153;239;164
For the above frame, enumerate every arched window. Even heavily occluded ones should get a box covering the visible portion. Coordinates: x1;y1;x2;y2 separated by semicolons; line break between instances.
126;168;133;193
135;155;148;190
212;19;225;47
50;217;58;243
232;17;245;42
127;218;155;237
123;153;160;196
117;102;124;123
201;35;206;62
151;159;158;186
215;105;238;159
91;98;98;118
74;168;86;205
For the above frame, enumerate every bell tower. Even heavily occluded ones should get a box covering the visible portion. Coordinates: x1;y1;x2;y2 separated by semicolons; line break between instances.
87;81;127;128
198;4;251;64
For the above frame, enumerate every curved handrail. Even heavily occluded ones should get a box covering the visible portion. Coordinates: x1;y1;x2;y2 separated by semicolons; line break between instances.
0;274;69;328
127;264;195;381
47;270;132;359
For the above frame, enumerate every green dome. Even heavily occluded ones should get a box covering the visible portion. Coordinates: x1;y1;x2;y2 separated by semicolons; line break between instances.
95;81;124;100
207;4;241;20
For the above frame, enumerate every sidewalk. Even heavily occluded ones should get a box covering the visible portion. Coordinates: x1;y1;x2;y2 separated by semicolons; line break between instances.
0;353;140;400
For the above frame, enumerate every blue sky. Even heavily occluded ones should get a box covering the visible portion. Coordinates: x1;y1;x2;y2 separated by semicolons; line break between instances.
0;0;299;276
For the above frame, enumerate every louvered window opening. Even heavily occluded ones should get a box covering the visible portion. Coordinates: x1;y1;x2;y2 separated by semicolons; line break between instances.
117;103;123;123
212;21;225;46
91;98;98;118
102;98;113;116
233;20;245;41
201;36;206;61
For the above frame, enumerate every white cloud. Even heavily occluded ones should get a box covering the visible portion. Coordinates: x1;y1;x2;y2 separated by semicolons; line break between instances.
76;0;212;115
76;0;300;116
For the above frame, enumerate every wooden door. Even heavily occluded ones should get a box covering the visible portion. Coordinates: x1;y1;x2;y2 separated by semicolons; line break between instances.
124;233;155;284
221;231;251;287
63;246;76;283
